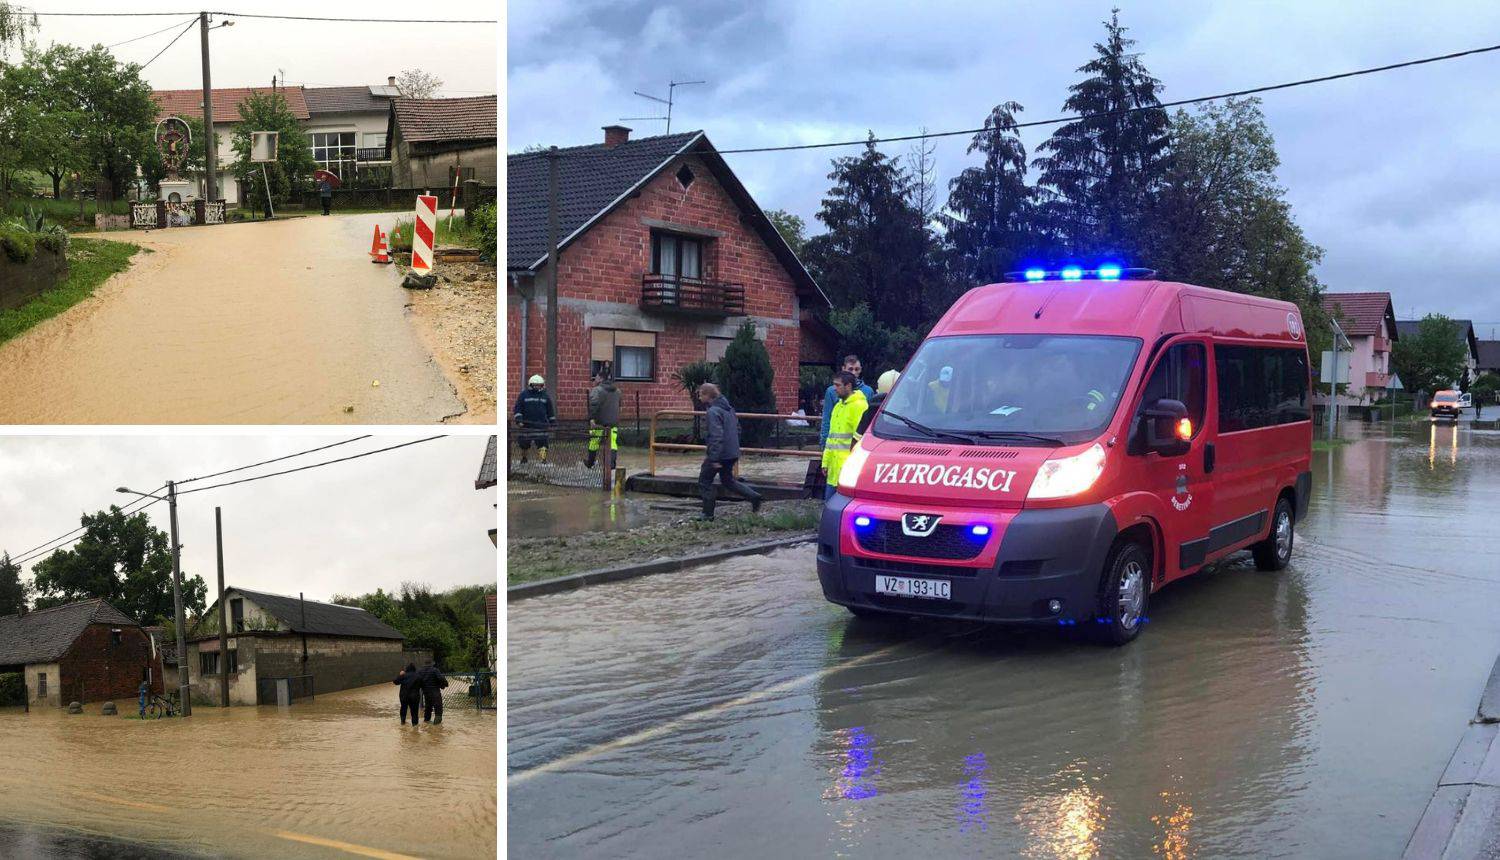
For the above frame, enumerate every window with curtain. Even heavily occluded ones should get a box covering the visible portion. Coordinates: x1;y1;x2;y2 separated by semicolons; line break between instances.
651;233;704;280
592;330;658;381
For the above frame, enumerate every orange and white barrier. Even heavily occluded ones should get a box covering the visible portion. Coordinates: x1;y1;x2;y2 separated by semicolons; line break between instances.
411;194;438;273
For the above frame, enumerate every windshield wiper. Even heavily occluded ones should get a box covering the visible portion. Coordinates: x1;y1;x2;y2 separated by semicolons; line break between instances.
959;430;1065;447
880;410;974;444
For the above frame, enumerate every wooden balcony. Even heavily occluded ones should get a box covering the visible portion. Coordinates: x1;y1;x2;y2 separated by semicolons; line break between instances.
1372;335;1390;354
640;274;745;317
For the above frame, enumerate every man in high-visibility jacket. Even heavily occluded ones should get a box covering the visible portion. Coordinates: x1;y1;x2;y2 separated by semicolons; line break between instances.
822;371;869;500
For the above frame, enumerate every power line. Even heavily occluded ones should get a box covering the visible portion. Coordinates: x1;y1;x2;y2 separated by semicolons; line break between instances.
136;17;197;71
175;436;446;495
9;487;166;567
28;10;493;23
177;435;372;485
103;15;197;48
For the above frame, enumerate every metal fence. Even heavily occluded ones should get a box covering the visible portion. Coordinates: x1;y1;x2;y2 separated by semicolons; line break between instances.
299;185;495;211
447;671;496;711
506;423;619;488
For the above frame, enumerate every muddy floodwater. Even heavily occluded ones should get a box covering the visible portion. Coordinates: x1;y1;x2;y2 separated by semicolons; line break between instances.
0;682;496;858
508;419;1500;857
0;214;463;424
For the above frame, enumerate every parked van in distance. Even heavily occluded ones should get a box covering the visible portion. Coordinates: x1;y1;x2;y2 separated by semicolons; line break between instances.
1431;390;1462;422
817;266;1313;645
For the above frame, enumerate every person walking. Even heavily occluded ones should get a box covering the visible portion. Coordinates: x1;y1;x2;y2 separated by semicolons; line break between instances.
512;374;556;464
318;176;333;215
393;662;422;726
697;383;765;520
138;677;150;718
856;369;900;441
819;355;875;449
585;371;622;470
822;371;869;500
417;660;448;724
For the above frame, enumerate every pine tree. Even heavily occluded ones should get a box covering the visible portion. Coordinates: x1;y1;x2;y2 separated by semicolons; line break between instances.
1033;9;1169;260
942;101;1037;287
718;321;776;444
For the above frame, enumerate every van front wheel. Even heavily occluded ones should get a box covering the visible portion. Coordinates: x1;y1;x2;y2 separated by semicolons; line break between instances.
1092;540;1150;646
1252;497;1295;571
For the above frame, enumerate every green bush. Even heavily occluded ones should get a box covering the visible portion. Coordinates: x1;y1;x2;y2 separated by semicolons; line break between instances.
719;321;776;445
798;365;831;414
0;672;24;706
0;227;36;263
475;203;496;263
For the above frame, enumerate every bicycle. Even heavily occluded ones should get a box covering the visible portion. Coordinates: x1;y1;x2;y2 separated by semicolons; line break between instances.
144;692;179;719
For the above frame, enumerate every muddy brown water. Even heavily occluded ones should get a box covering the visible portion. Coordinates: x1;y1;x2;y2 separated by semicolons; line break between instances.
0;682;496;858
508;420;1500;857
0;214;463;424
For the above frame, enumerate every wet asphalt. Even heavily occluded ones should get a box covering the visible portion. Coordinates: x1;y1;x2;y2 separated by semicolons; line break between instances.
507;417;1500;858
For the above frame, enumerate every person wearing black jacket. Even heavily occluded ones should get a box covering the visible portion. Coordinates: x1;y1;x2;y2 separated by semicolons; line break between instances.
393;662;422;726
417;660;448;724
697;383;764;520
512;375;556;464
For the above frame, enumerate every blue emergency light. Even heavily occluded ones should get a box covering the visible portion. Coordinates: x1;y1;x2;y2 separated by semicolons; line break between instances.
1003;266;1157;282
854;515;872;528
970;524;991;537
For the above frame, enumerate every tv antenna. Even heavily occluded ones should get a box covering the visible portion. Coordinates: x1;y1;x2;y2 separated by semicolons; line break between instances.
622;79;706;134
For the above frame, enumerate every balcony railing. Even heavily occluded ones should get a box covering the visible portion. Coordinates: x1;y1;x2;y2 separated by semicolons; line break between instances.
1372;335;1390;354
1366;371;1390;389
641;274;746;317
356;147;390;163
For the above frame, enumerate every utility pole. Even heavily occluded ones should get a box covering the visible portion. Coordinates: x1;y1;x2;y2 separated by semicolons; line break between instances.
166;481;192;716
544;146;559;394
214;507;229;709
199;12;218;204
1328;316;1348;442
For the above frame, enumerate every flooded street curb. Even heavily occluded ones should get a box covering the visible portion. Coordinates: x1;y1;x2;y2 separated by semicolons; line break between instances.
1404;647;1500;858
507;533;813;601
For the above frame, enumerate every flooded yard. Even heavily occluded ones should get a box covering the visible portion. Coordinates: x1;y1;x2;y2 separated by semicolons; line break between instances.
0;682;495;859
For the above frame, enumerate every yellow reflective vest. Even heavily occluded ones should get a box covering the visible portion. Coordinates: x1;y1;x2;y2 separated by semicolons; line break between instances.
822;389;869;486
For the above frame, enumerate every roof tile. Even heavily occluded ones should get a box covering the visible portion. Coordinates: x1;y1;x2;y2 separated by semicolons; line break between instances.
0;599;142;665
392;95;497;144
152;86;310;124
1321;292;1395;338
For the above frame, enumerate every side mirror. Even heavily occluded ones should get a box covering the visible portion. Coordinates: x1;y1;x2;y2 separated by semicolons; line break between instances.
1141;398;1191;456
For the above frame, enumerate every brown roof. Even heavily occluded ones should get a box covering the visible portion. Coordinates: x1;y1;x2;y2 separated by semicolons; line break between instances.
304;85;398;115
484;593;497;636
1479;340;1500;371
391;95;496;143
152;86;310;124
1321;292;1396;338
0;599;142;666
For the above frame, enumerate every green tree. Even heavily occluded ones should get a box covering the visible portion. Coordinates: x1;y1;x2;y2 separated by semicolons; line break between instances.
1033;9;1169;259
27;44;157;199
2;51;87;199
1391;314;1467;398
764;209;807;257
0;2;36;59
0;552;30;616
1471;372;1499;408
30;507;207;624
230;91;315;211
827;302;922;379
719;321;776;442
942;101;1037;288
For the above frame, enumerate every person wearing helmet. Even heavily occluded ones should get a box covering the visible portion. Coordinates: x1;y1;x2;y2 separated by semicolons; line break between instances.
855;369;900;439
512;374;556;464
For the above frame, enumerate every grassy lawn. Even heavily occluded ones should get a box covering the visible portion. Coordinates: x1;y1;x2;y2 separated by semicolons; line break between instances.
0;238;141;345
388;212;483;250
3;196;131;232
506;500;821;585
1311;438;1353;451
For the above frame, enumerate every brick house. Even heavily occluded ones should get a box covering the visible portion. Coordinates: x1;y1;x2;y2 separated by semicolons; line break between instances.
507;126;831;421
1319;292;1399;408
0;599;162;708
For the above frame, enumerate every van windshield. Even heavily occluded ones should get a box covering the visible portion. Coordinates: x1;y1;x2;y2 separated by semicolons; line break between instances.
1434;392;1459;403
874;334;1142;446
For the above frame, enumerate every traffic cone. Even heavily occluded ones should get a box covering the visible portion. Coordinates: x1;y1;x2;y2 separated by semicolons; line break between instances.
370;225;391;264
369;224;382;258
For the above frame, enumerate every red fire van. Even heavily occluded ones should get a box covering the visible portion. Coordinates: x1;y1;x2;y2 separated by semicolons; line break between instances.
816;266;1312;645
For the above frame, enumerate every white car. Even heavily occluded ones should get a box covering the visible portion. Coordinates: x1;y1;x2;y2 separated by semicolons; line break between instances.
1460;392;1474;408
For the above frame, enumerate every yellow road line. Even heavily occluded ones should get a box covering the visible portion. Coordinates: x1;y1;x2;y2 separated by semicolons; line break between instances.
75;790;173;814
271;830;424;860
508;644;903;786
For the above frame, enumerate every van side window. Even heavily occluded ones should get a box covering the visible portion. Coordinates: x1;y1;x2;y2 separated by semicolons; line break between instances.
1140;342;1206;437
1216;346;1309;431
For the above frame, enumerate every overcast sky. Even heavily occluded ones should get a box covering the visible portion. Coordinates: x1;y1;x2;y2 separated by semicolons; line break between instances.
0;435;497;606
27;1;496;96
508;1;1500;334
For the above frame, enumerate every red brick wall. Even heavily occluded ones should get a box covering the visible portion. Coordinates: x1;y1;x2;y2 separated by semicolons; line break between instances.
58;624;162;704
507;152;806;421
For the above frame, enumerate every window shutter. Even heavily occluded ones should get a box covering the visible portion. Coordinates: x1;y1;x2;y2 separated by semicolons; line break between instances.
591;330;615;361
615;331;656;348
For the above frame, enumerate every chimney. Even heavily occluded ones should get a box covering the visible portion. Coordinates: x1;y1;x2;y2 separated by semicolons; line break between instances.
388;75;396;87
603;125;632;149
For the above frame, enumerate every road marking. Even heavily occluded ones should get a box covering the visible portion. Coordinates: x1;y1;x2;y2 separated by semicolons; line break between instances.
508;643;904;786
271;830;423;860
76;790;173;814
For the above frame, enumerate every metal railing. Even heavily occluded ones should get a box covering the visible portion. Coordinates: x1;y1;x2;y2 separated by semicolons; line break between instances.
647;409;822;475
640;274;746;316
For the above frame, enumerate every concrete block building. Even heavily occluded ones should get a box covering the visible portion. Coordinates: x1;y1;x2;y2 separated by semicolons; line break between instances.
506;126;830;420
185;587;413;706
0;599;162;708
387;95;498;189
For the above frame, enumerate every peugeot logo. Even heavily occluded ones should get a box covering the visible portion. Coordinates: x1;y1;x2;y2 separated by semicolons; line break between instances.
901;513;943;537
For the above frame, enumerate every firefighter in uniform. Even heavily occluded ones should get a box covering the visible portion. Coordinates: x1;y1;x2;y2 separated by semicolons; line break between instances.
822;371;869;500
512;375;556;464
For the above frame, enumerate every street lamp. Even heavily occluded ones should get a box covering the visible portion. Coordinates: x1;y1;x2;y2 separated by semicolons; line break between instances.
118;483;191;716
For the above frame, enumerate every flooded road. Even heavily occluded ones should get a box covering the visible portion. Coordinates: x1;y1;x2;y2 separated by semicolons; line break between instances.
0;213;463;424
0;682;496;858
508;420;1500;857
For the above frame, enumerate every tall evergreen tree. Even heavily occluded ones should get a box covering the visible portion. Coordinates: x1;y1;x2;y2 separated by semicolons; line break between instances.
942;101;1037;287
1033;9;1169;259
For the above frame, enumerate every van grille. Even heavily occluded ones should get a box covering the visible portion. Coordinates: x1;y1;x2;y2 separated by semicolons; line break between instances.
897;445;951;456
855;519;983;560
853;557;982;577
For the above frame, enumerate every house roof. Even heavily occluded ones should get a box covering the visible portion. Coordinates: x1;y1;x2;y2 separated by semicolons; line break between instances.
506;131;829;307
0;599;141;666
303;85;399;115
484;593;497;635
476;436;497;489
390;95;497;144
213;588;403;640
1321;292;1397;339
152;86;310;124
1479;340;1500;371
1396;319;1479;359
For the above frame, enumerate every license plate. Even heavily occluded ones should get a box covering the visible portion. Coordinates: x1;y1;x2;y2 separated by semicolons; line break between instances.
874;575;951;600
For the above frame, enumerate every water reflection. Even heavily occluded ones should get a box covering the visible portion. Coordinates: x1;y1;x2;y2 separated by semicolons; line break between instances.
1015;766;1106;859
958;752;988;834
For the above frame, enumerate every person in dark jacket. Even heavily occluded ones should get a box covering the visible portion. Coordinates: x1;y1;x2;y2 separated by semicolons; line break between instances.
318;177;333;215
697;383;764;520
512;374;556;464
585;371;622;469
416;660;448;724
393;662;422;725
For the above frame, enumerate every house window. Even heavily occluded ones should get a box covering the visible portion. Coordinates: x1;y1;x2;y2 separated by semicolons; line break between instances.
231;598;244;633
363;131;386;149
201;651;218;675
311;131;357;177
706;336;732;363
110;629;122;647
592;330;657;382
37;673;46;697
651;233;704;281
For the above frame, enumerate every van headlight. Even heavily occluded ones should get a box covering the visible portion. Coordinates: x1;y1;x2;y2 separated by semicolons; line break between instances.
1027;443;1106;500
838;443;872;492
